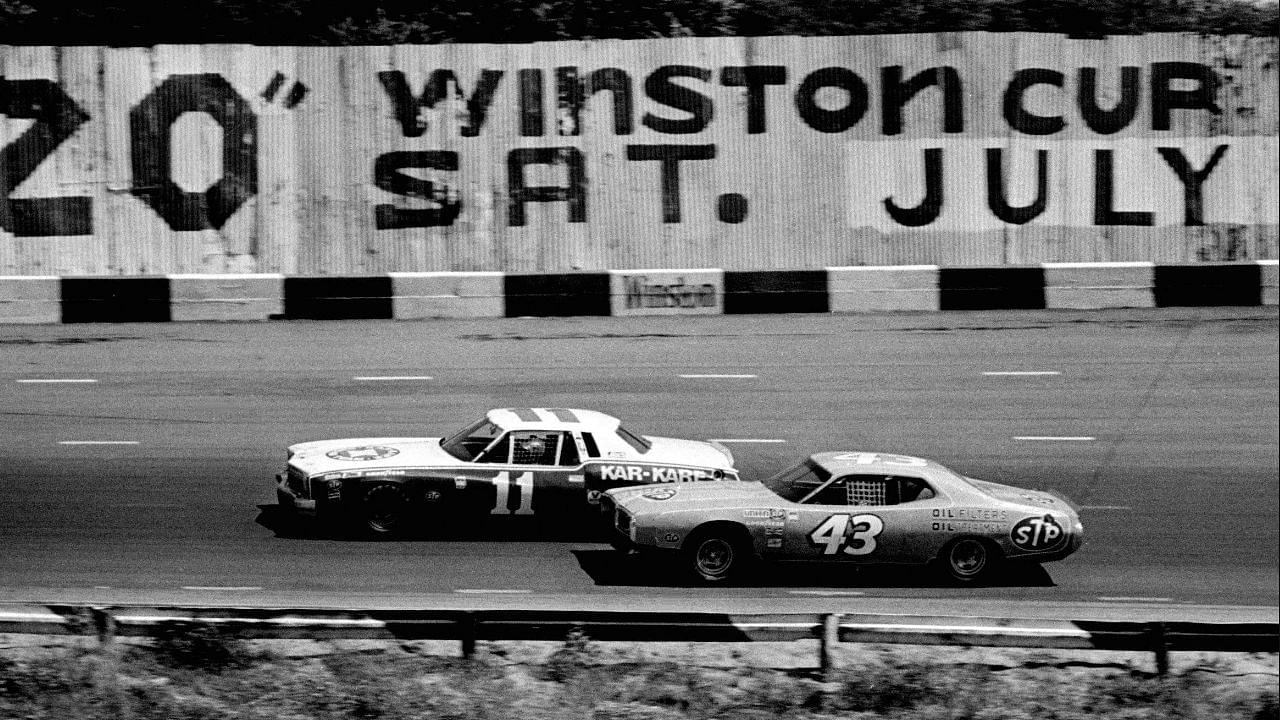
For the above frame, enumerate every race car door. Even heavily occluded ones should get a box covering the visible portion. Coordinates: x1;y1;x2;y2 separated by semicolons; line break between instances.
785;474;936;564
472;430;583;515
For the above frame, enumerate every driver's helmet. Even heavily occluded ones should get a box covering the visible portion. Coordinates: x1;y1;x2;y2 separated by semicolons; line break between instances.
518;435;548;458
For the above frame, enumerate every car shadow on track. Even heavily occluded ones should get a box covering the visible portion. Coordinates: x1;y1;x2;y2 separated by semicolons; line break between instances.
254;504;612;542
572;549;1056;588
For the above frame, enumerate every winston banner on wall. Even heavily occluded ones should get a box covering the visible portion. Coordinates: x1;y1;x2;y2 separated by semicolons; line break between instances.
1;33;1276;275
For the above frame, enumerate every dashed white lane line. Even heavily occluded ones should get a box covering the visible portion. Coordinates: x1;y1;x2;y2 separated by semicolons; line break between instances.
1014;436;1096;441
1097;596;1174;603
788;590;866;597
58;440;139;445
454;588;532;594
353;376;434;381
181;586;263;591
708;438;787;443
679;374;757;379
1081;505;1133;511
983;371;1061;376
16;378;98;383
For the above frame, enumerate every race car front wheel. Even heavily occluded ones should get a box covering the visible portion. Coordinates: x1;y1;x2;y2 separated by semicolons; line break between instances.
685;526;752;583
361;483;410;536
942;537;999;583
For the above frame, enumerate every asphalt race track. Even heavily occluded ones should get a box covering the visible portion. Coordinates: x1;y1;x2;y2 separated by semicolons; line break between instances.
1;308;1276;621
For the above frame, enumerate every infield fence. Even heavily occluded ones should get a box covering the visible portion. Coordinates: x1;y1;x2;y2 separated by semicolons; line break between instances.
1;605;1275;677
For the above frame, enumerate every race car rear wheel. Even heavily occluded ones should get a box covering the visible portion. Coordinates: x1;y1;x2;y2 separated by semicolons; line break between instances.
942;537;999;583
361;483;410;536
684;525;752;583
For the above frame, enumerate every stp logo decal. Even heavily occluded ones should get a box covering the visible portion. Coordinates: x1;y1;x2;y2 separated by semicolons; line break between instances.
326;446;400;461
642;487;678;501
1011;515;1068;551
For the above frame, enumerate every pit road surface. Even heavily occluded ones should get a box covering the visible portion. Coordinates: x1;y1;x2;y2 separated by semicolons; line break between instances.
1;308;1276;620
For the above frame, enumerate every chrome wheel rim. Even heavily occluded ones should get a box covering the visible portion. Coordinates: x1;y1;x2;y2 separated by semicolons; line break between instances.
696;538;734;577
950;539;987;577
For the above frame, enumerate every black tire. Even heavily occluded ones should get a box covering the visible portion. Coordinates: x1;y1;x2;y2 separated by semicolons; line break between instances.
940;537;1000;583
360;483;411;537
683;526;753;583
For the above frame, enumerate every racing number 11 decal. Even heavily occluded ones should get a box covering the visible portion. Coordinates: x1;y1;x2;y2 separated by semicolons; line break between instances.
809;514;884;556
490;471;534;515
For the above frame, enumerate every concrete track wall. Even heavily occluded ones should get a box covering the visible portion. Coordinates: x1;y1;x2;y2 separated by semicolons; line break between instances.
0;261;1273;323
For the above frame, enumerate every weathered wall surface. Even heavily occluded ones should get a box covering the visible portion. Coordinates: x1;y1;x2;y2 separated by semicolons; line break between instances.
1;34;1276;275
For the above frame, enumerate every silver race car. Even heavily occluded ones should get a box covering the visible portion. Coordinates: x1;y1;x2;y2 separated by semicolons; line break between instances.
603;451;1082;583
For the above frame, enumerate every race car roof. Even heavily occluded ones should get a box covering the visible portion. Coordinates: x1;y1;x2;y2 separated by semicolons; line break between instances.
809;451;948;475
486;407;621;432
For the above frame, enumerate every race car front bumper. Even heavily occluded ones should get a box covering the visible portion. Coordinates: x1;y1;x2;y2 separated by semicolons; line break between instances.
275;473;316;516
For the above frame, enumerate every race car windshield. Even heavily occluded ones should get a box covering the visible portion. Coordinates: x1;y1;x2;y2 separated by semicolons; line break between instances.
761;460;832;502
440;418;504;461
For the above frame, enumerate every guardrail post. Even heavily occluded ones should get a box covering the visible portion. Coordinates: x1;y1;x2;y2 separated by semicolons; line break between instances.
90;607;115;645
1146;622;1169;676
460;612;476;660
820;613;841;681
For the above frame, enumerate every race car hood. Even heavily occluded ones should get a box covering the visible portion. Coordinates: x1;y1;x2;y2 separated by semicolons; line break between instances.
287;437;454;476
643;436;735;469
963;476;1076;512
609;481;777;515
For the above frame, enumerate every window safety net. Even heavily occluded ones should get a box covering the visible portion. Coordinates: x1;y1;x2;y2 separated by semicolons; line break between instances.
513;433;558;465
846;479;886;506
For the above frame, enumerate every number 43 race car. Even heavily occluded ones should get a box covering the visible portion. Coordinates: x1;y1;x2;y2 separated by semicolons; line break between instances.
276;407;738;536
602;451;1083;583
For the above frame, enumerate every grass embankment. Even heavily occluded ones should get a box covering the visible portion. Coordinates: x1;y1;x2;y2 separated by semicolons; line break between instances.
2;625;1277;720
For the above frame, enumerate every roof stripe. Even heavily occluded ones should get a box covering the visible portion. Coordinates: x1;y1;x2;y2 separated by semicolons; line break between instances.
510;407;540;422
546;408;579;423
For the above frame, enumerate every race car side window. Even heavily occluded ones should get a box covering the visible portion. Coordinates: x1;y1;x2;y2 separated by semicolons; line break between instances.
811;475;936;506
510;431;557;465
896;476;936;502
558;432;581;466
580;432;601;458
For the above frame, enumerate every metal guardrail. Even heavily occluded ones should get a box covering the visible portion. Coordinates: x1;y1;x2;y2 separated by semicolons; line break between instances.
1;605;1276;676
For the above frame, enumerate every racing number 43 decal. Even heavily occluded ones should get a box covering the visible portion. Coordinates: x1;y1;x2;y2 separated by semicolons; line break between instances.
490;471;534;515
809;514;884;556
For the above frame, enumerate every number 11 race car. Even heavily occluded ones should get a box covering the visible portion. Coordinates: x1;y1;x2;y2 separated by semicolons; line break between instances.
276;407;738;536
602;451;1083;583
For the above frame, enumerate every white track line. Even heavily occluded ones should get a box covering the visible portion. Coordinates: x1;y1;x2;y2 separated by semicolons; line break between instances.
454;588;532;594
58;440;139;445
679;374;757;379
1097;596;1174;603
353;376;434;381
707;438;787;443
180;586;262;591
1081;505;1132;511
1014;436;1096;441
983;371;1061;376
788;590;866;597
16;378;98;383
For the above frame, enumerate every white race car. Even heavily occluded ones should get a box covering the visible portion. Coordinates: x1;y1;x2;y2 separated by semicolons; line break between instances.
277;407;738;535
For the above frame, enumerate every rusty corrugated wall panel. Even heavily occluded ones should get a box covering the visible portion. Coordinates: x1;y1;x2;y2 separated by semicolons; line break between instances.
1;34;1276;275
